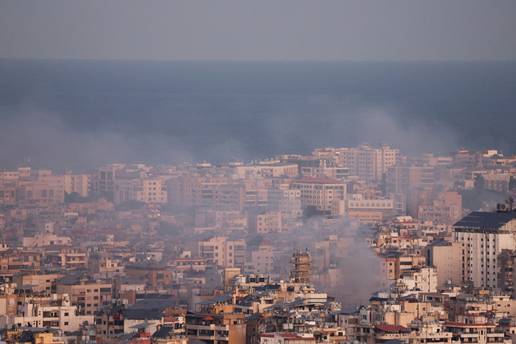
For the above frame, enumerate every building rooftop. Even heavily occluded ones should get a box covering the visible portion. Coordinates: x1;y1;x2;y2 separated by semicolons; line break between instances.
293;177;344;185
454;211;516;232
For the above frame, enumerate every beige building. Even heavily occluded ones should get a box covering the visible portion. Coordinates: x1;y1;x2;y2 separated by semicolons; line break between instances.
418;191;463;225
0;294;93;332
198;236;246;269
139;177;168;204
14;273;64;293
252;211;283;234
233;163;298;178
291;177;346;215
248;243;274;274
17;171;65;205
0;181;16;205
56;281;113;315
192;177;245;211
58;248;88;269
427;241;462;288
314;145;399;183
342;194;396;223
268;185;302;228
64;173;90;197
22;232;72;248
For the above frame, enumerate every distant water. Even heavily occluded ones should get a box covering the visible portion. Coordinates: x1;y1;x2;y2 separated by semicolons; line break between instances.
0;59;515;169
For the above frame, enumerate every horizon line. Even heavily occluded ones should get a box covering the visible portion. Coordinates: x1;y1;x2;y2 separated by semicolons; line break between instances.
2;57;516;64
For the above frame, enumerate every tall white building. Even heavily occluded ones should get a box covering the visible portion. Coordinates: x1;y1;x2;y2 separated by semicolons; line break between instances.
454;210;516;289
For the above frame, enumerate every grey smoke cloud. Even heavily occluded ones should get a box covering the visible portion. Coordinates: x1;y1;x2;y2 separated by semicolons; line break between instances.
0;109;194;170
0;98;461;170
282;217;383;307
266;100;460;157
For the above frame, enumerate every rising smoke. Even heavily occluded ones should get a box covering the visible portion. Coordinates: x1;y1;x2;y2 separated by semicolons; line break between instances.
0;99;460;170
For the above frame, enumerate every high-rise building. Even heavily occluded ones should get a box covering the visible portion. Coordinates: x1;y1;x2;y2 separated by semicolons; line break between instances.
454;210;516;288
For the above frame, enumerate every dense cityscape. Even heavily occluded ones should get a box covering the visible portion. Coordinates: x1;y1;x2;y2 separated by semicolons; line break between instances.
2;1;516;343
0;145;516;343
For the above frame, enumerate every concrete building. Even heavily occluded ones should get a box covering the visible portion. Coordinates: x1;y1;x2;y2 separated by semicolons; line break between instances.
343;194;397;223
0;294;93;332
17;171;65;205
139;177;168;204
418;191;463;225
427;241;462;288
248;243;274;274
64;173;90;198
185;313;246;344
260;333;316;344
193;178;245;211
314;145;399;183
198;236;246;269
22;232;72;248
454;210;516;289
251;211;283;234
56;280;113;315
291;178;346;215
268;185;302;228
233;163;298;178
398;267;438;293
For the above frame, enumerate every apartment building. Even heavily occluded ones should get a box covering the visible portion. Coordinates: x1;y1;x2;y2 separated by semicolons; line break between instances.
0;294;93;332
56;280;113;315
185;313;246;344
233;163;298;178
267;186;302;226
22;232;72;249
198;237;246;269
290;177;346;215
139;177;168;204
248;243;274;274
343;194;397;223
0;181;16;206
192;178;245;211
426;241;462;288
17;171;65;205
454;210;516;289
314;145;399;183
64;173;90;197
418;191;463;225
251;211;283;234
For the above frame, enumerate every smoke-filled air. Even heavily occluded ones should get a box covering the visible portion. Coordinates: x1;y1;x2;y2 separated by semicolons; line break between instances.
1;1;516;344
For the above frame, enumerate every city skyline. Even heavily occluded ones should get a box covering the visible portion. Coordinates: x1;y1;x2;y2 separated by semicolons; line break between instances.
2;2;516;343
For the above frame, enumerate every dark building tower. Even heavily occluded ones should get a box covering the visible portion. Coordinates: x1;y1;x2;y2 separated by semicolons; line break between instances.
290;250;311;284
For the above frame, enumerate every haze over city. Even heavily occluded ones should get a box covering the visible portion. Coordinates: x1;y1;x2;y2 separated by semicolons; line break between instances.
1;1;516;344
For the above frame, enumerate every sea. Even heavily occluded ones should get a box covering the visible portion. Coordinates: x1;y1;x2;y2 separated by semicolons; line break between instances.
0;59;515;169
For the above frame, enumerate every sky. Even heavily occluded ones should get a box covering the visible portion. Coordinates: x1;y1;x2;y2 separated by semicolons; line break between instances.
1;0;516;61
